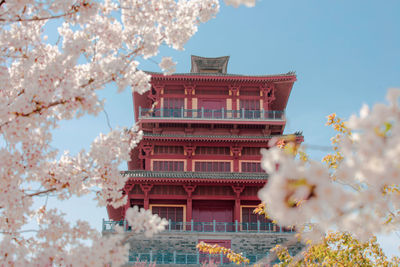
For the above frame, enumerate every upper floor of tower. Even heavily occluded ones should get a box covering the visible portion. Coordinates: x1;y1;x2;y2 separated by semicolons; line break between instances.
133;56;297;136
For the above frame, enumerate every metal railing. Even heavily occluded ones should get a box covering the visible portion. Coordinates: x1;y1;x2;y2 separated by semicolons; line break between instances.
138;107;285;121
129;250;271;265
103;219;295;233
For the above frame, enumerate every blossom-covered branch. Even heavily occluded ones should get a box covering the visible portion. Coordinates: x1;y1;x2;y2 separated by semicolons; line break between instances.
259;88;400;242
0;0;221;265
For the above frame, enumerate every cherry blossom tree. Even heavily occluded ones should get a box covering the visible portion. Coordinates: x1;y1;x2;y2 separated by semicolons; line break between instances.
0;0;269;265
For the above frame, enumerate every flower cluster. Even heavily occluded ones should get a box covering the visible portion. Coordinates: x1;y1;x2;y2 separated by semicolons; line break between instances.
159;57;177;76
125;206;168;237
259;88;400;242
196;241;250;265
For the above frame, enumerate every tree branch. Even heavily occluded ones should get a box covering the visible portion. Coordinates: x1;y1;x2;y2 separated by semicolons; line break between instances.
25;188;56;197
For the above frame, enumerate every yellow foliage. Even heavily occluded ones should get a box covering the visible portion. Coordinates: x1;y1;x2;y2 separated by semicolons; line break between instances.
196;241;250;265
322;114;351;170
272;232;400;267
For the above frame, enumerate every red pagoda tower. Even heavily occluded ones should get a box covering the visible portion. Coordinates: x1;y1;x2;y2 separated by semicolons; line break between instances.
104;56;303;265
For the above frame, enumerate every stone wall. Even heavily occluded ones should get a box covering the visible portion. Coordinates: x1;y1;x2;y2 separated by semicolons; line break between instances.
125;232;301;255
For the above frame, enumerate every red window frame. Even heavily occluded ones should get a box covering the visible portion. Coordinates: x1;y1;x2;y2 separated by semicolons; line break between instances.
154;146;184;155
241;147;261;156
240;99;260;110
195;147;230;155
194;162;231;172
241;162;263;173
164;98;184;109
163;98;184;117
240;99;260;118
153;161;184;171
152;206;184;230
241;207;271;231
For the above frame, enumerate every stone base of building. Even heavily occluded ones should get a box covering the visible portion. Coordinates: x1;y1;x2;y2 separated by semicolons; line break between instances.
119;231;302;266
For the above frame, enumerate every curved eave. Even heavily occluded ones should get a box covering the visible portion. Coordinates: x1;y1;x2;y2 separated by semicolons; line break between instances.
149;73;297;83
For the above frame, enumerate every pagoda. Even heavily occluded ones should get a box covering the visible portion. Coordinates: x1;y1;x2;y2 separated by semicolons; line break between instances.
103;56;303;265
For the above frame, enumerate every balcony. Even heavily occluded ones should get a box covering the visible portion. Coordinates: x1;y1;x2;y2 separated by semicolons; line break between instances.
138;107;285;122
103;219;294;234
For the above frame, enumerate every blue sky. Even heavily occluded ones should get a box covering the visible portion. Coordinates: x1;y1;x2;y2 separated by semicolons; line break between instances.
45;0;400;256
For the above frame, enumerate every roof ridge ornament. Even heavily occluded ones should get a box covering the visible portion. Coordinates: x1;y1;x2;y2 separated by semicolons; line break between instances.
190;55;230;74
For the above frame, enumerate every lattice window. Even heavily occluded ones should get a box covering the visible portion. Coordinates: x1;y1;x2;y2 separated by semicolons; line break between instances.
164;98;184;108
240;99;260;118
240;99;260;110
154;146;184;155
153;161;184;171
194;162;231;172
152;206;184;229
241;147;261;156
163;98;184;117
242;207;270;224
195;147;230;155
151;185;186;195
242;207;271;231
193;186;234;196
241;162;263;173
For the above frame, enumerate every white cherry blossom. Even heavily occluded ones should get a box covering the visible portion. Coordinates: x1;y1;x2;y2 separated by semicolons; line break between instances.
159;57;177;76
0;0;220;265
259;88;400;242
125;206;168;237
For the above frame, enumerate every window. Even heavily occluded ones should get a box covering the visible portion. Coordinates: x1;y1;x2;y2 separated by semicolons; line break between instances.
152;206;184;230
163;98;184;117
241;162;263;173
241;147;261;156
153;161;184;171
154;146;183;155
194;162;231;172
241;207;291;232
241;207;271;231
240;99;260;118
195;147;230;155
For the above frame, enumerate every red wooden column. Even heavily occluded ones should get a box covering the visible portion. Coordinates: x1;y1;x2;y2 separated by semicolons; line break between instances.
184;145;195;172
261;82;275;111
232;185;245;222
141;143;153;171
231;145;242;172
123;183;135;215
185;84;195;110
229;85;240;112
140;184;153;210
183;185;196;224
152;84;164;109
